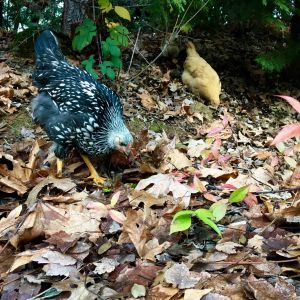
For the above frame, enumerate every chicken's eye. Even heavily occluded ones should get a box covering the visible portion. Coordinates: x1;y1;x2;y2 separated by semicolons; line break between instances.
120;141;126;147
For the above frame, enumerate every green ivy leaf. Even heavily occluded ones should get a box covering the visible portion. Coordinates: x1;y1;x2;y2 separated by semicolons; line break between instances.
109;25;129;47
110;55;122;69
82;55;98;79
106;67;116;80
106;37;119;46
194;208;221;236
72;19;96;51
100;61;115;80
210;201;227;222
109;44;121;57
101;41;110;60
229;186;249;203
170;210;193;234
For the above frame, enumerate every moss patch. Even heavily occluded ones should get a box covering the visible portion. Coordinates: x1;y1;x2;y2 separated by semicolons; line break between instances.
128;117;186;137
1;106;34;143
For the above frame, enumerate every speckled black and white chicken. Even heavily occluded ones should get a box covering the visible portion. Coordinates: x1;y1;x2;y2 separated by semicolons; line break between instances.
32;30;133;184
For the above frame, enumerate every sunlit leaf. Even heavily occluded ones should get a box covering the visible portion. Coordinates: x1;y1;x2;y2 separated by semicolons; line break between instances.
109;209;126;224
170;210;193;234
229;186;249;203
193;176;207;193
110;191;121;207
210;201;227;222
98;0;113;12
194;208;221;236
114;6;131;21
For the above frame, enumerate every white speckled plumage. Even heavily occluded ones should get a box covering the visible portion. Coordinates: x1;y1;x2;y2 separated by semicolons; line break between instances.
32;30;133;159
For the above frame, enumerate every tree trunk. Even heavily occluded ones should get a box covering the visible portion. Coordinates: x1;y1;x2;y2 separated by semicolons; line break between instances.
291;0;300;40
0;0;3;28
62;0;91;36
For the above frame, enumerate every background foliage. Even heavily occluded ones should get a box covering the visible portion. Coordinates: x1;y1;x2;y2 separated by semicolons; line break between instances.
1;0;300;76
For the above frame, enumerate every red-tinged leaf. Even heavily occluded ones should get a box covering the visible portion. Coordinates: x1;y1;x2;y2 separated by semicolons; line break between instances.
276;95;300;114
193;176;207;193
218;154;231;164
271;123;300;145
211;138;221;158
108;209;126;224
203;193;217;202
222;115;229;127
244;193;258;208
207;127;223;136
222;184;236;190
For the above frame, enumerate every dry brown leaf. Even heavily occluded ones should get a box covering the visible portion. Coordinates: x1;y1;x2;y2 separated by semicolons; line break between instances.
9;248;49;272
143;238;171;261
43;191;88;203
0;176;28;195
216;241;243;254
93;258;119;275
119;209;148;257
0;205;23;237
129;190;166;208
136;173;197;207
148;284;178;300
164;263;199;289
244;274;296;300
138;92;157;110
200;166;237;179
184;288;212;300
0;87;14;99
166;149;192;170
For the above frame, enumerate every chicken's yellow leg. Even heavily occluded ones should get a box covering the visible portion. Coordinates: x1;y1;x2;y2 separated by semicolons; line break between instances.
81;154;106;185
57;159;63;177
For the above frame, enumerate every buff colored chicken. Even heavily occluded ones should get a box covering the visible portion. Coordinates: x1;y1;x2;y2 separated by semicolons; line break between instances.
182;41;221;107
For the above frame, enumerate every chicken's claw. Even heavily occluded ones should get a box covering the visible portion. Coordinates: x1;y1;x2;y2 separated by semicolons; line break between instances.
88;174;106;185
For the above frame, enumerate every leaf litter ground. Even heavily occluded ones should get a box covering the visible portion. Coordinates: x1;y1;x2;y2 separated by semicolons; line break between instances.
0;30;300;299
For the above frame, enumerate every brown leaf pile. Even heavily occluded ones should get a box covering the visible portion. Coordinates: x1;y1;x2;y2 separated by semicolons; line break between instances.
1;31;300;299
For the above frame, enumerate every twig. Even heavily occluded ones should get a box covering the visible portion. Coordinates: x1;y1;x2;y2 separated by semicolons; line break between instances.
126;14;180;82
174;0;194;35
127;27;141;75
176;0;211;35
206;185;300;195
252;186;300;195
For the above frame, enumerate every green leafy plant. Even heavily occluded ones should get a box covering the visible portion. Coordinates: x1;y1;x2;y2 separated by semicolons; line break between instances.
170;206;226;236
72;18;97;51
170;185;250;237
72;1;131;80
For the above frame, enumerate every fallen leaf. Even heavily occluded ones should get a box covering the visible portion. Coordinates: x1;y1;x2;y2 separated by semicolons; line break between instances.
164;263;199;289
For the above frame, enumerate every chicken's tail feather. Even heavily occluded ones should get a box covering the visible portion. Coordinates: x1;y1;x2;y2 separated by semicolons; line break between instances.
34;30;65;64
